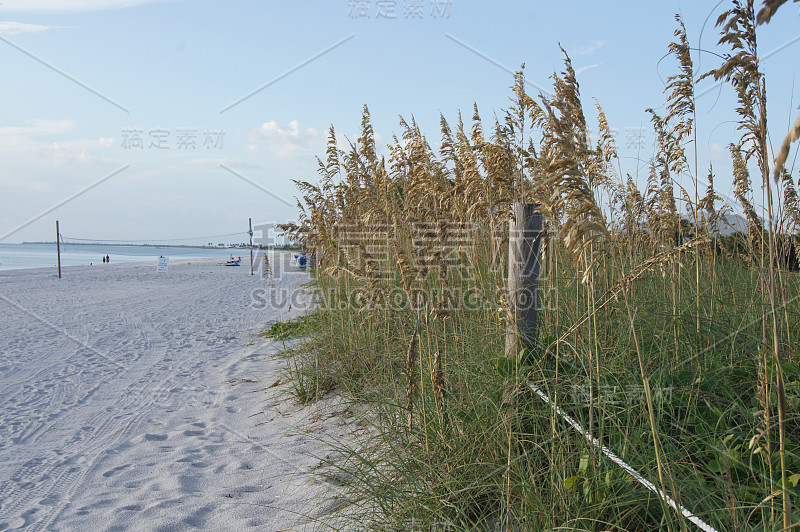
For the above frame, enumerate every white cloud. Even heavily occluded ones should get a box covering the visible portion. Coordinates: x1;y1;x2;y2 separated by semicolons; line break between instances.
570;40;606;57
335;132;354;154
0;0;174;12
0;21;52;34
333;130;388;157
249;123;385;161
708;141;727;162
0;119;77;149
575;63;601;76
187;158;257;169
248;120;320;158
0;119;113;164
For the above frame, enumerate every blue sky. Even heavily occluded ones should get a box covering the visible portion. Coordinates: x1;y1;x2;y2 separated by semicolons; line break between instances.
1;0;798;243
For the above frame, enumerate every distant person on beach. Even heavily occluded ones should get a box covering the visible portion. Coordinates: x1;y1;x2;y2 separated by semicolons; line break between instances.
102;256;106;263
106;255;110;263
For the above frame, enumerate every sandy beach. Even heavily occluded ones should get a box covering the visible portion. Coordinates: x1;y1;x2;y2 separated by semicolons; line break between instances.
0;258;352;531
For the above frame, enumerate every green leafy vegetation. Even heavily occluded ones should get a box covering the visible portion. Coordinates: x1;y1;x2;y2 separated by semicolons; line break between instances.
260;313;318;341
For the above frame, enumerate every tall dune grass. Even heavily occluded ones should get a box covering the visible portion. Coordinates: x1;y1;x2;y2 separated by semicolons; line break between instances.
280;2;800;529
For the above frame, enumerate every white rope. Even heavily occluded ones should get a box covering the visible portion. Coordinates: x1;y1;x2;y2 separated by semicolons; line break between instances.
526;381;719;532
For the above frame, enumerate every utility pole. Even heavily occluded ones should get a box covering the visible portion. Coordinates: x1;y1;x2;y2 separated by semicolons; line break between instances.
249;218;254;276
56;220;62;279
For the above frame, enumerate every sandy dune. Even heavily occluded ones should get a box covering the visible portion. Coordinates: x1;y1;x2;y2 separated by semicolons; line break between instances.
0;258;351;531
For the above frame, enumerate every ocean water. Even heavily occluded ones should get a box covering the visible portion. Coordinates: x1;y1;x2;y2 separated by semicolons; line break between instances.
0;243;251;271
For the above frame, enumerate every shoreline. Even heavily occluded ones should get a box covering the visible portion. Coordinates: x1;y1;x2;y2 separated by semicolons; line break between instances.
0;250;297;275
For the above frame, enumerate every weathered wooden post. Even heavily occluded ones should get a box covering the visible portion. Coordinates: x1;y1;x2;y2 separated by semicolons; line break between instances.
505;203;543;358
56;220;62;279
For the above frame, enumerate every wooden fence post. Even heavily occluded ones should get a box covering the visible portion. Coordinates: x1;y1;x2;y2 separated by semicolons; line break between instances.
505;203;543;358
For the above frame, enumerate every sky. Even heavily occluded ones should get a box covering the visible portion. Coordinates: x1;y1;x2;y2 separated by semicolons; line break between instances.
0;0;799;244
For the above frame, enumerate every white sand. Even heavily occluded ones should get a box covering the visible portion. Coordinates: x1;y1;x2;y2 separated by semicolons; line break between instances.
0;258;354;531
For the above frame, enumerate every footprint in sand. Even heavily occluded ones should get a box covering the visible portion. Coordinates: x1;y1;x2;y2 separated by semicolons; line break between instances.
102;464;131;478
119;504;142;511
38;496;60;506
3;516;27;529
